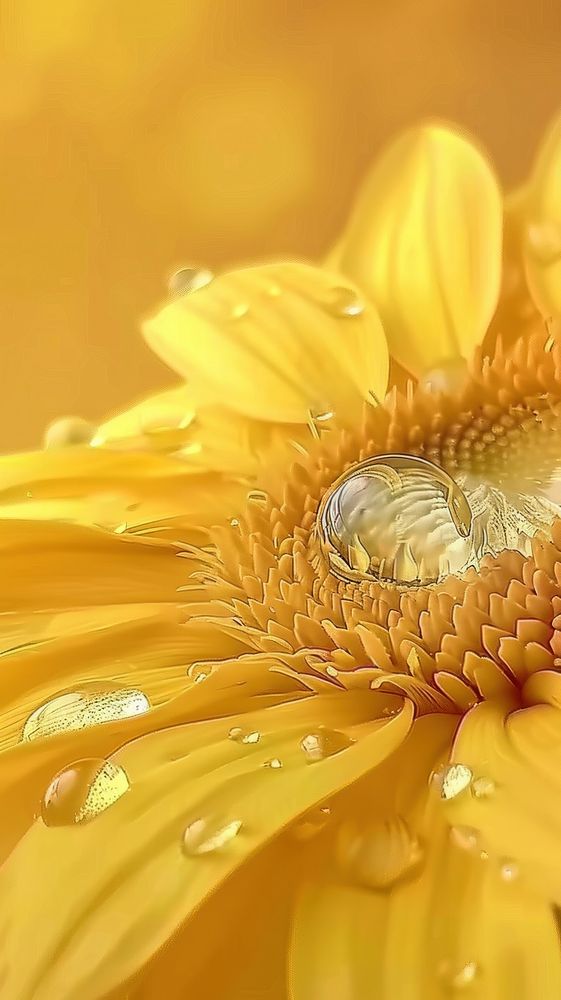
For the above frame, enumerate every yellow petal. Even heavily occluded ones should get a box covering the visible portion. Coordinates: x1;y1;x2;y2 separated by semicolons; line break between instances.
0;445;246;537
443;698;561;905
0;695;412;999
330;124;503;375
290;715;561;999
523;113;561;318
143;262;389;424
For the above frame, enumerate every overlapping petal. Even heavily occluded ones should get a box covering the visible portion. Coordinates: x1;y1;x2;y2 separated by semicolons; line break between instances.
330;124;503;376
0;694;412;999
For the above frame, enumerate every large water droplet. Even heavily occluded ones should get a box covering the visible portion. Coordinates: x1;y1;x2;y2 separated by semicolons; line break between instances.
44;416;96;449
337;815;424;889
440;764;473;800
41;758;130;827
317;453;474;588
22;685;151;742
168;267;213;296
300;728;353;763
182;817;243;856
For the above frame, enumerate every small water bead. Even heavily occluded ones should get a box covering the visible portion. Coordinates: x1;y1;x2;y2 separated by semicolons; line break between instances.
230;302;249;320
326;286;365;318
22;685;151;742
500;859;519;882
471;776;496;799
262;758;283;769
182;817;243;856
168;267;213;297
300;728;353;763
449;825;483;856
420;358;469;395
337;816;424;890
228;727;261;745
292;806;332;841
44;416;96;449
41;758;130;827
438;959;479;991
440;764;473;801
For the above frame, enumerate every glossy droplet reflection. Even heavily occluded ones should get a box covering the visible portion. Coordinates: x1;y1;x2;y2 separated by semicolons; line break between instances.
337;815;424;889
41;758;130;827
168;267;213;296
22;685;151;742
182;817;243;856
440;764;473;801
325;286;365;318
44;416;96;449
438;959;479;991
317;453;475;588
300;728;353;762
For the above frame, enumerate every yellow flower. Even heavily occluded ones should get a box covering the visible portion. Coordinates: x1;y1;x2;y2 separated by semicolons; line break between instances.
2;121;561;999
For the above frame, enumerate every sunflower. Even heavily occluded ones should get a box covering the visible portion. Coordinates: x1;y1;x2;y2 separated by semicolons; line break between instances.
2;116;561;1000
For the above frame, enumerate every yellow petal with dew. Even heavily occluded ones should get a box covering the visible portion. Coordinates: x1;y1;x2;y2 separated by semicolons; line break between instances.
290;714;561;999
330;124;503;375
0;693;412;999
523;112;561;318
0;446;246;537
442;697;561;906
143;262;389;424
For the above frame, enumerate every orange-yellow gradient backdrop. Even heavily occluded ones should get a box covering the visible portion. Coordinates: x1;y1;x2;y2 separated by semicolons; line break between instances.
1;1;560;452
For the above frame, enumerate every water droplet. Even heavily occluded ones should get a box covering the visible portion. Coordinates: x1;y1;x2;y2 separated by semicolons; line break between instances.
438;959;479;991
292;806;332;841
545;334;556;353
247;489;269;506
420;358;469;394
44;416;96;449
317;453;475;588
22;685;151;742
41;758;130;827
168;267;213;296
500;859;519;882
263;758;283;769
527;221;561;265
193;670;209;684
230;303;249;320
325;665;338;678
182;817;242;856
326;286;364;317
229;518;240;528
300;728;353;763
337;816;424;889
449;825;481;855
228;727;261;745
440;764;473;801
471;776;495;799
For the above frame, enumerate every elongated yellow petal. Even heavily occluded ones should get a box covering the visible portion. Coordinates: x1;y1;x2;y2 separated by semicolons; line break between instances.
0;695;412;999
143;262;389;424
523;113;561;317
290;715;561;999
442;697;561;905
330;124;503;375
0;446;246;537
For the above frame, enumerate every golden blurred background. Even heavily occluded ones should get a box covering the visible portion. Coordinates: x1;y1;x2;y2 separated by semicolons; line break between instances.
2;0;560;452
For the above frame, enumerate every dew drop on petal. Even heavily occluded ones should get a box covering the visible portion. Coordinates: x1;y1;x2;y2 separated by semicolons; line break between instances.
182;817;243;856
44;416;96;449
228;727;261;745
230;303;249;320
22;685;151;742
337;816;424;889
471;776;496;799
449;825;482;855
168;267;213;296
500;859;519;882
41;758;130;827
326;286;365;318
440;764;473;800
438;959;479;991
262;758;283;769
300;728;353;763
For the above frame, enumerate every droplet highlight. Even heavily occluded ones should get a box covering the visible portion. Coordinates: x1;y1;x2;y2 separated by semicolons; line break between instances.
41;758;130;827
22;685;151;742
337;816;424;889
44;416;96;449
300;728;353;763
182;817;243;856
326;286;365;318
440;764;473;801
168;267;213;296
